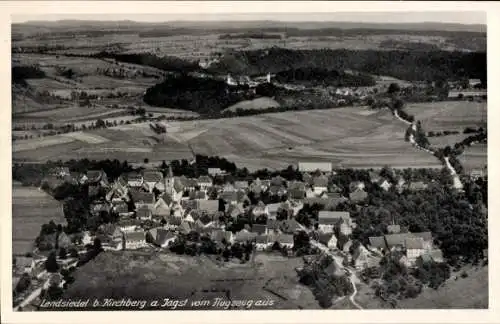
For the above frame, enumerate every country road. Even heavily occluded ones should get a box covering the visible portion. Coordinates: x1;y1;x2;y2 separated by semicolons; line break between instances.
310;240;363;309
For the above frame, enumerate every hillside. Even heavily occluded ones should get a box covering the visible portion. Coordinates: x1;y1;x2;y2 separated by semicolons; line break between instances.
397;266;488;309
60;252;317;310
207;48;486;82
224;97;280;112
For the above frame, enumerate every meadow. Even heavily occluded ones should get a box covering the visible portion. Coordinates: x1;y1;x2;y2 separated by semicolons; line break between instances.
405;101;487;132
458;144;487;172
62;251;317;310
12;106;441;170
12;183;65;256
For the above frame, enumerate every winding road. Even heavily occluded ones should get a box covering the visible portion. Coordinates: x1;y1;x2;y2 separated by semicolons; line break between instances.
310;240;364;309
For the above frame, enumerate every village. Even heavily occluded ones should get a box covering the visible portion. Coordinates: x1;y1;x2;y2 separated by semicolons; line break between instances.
12;156;488;311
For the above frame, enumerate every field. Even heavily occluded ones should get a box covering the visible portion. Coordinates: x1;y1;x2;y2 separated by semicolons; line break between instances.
459;144;488;172
12;106;442;170
62;252;318;310
12;183;65;256
223;97;280;112
397;265;488;309
12;53;163;115
405;101;487;132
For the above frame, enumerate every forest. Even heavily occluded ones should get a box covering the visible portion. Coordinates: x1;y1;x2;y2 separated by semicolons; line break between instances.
206;48;486;82
274;68;376;87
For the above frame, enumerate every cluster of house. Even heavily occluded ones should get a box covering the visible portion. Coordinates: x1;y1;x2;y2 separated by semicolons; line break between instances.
368;225;444;268
42;162;444;262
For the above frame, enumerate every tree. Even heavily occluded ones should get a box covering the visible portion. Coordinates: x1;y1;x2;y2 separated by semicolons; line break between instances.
15;273;31;295
144;158;149;164
45;252;59;273
58;247;67;259
95;119;106;128
387;83;401;95
69;247;79;259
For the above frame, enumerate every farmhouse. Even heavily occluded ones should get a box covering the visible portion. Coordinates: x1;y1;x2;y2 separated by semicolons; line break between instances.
126;172;144;188
197;176;213;190
142;170;164;193
298;162;332;173
123;231;148;250
318;211;352;236
368;231;434;265
275;234;294;250
318;233;338;250
208;168;225;176
408;181;428;192
470;169;484;181
15;256;35;275
130;189;155;209
312;175;329;196
148;228;177;248
136;205;152;220
349;188;368;203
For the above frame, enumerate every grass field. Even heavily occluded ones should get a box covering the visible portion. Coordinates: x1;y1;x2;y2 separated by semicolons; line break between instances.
12;106;442;170
397;265;488;309
223;97;281;112
12;183;65;256
459;144;487;172
405;101;487;132
62;251;318;310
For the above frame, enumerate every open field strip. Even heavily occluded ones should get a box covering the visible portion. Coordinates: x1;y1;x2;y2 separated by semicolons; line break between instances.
458;144;487;171
12;184;65;256
60;131;110;144
12;106;453;169
12;136;76;152
405;101;486;131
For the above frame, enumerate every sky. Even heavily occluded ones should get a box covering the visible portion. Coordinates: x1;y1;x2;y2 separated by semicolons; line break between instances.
12;11;487;25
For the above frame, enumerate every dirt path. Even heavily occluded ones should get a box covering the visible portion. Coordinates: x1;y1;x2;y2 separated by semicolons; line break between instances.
310;240;363;309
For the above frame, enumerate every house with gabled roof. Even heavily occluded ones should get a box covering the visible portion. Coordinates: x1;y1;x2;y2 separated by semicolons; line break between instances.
255;234;271;251
275;234;294;249
211;230;234;245
15;256;35;275
220;191;238;205
126;172;143;188
208;168;224;176
152;197;171;220
318;211;352;236
227;203;245;219
349;188;368;203
266;219;281;234
298;162;332;173
279;219;304;234
130;189;155;209
234;181;249;191
234;230;258;243
197;176;213;190
252;201;269;218
387;224;401;234
378;179;392;191
123;231;147;250
349;181;365;192
197;199;219;215
368;231;433;265
251;224;268;235
136;205;152;220
408;181;428;192
142;170;164;193
268;185;287;197
312;175;329;196
368;171;382;184
318;232;338;250
189;190;207;200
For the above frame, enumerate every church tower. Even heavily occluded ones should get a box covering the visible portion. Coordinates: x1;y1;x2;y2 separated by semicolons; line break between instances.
165;165;175;197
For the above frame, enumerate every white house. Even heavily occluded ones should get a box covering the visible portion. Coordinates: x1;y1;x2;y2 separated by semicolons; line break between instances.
405;237;426;264
123;231;148;250
298;162;332;173
318;211;352;235
81;231;93;246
